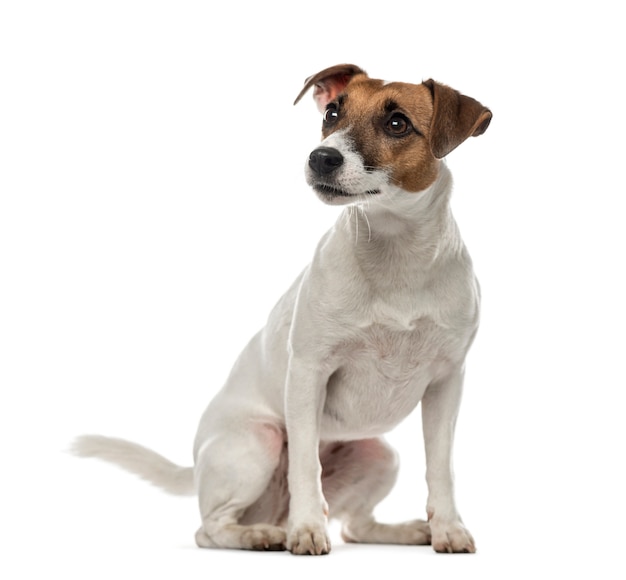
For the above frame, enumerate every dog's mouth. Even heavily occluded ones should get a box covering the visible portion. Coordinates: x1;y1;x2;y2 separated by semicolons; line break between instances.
312;183;381;199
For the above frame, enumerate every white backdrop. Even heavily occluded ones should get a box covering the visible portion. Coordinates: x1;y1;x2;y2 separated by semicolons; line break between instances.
1;1;624;578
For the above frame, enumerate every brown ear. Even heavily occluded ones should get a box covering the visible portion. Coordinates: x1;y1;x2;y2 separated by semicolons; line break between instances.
423;79;492;159
293;64;366;112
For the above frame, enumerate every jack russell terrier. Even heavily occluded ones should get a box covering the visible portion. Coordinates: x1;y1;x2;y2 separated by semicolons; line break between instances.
73;64;492;555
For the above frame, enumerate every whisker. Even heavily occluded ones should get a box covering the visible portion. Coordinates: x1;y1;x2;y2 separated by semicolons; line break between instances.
344;205;353;230
360;205;372;242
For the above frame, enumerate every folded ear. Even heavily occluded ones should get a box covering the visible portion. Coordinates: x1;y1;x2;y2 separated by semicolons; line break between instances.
294;64;366;112
423;79;492;159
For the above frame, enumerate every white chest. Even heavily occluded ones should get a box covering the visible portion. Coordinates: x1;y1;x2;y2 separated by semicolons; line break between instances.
320;319;466;440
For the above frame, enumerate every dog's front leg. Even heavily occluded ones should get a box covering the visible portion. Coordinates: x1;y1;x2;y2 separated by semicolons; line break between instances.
284;355;331;555
422;368;476;553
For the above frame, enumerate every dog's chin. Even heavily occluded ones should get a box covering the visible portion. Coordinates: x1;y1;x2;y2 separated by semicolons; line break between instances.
312;183;380;206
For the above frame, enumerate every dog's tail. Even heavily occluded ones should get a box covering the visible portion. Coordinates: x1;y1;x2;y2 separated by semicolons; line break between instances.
71;435;195;496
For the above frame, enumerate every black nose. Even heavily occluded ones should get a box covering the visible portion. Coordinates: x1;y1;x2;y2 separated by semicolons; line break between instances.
308;147;344;176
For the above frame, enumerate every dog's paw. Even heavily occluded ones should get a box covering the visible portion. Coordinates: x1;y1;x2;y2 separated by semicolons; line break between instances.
287;523;331;555
242;524;288;551
342;519;431;545
430;520;475;553
195;523;287;551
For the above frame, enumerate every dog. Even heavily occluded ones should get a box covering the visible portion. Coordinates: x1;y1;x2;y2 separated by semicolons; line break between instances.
73;64;492;555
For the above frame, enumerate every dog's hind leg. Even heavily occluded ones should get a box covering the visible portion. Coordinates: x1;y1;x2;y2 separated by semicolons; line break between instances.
322;438;431;546
194;420;289;551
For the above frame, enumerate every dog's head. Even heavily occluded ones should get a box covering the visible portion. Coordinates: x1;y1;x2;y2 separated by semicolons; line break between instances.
294;64;492;206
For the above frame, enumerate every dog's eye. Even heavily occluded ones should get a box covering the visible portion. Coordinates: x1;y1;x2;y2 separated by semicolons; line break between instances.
385;113;413;137
323;104;339;125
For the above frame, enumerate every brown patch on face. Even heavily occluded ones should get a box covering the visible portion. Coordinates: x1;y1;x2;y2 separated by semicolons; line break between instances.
321;78;441;193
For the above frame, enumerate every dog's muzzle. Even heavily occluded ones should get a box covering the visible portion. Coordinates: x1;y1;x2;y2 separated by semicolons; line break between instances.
307;144;381;203
308;147;344;176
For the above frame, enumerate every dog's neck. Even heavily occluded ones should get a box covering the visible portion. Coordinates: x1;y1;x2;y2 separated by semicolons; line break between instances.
345;163;462;269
